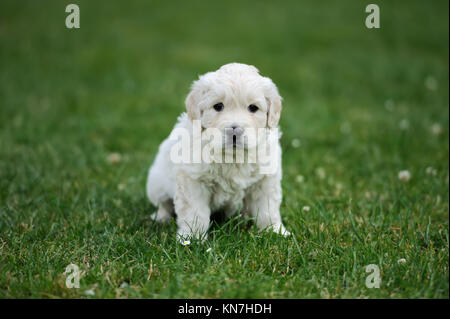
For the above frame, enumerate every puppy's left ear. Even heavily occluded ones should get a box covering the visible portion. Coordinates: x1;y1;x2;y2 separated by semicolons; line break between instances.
264;78;282;128
185;81;202;121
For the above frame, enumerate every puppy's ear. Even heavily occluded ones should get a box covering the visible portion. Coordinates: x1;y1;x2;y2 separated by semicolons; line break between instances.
264;78;282;128
185;82;202;121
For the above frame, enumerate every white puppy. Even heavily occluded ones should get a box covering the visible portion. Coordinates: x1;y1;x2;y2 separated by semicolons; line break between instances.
146;63;290;242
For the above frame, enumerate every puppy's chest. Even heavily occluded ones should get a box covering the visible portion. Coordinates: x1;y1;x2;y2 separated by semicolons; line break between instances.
201;163;263;207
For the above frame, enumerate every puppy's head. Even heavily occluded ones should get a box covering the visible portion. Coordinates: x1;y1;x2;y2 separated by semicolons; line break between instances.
185;63;282;149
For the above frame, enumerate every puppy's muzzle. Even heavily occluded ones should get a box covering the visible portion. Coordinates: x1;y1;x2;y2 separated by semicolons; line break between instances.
225;124;245;148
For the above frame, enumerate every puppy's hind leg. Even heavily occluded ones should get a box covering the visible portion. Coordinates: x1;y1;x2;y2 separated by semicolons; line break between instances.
151;199;174;223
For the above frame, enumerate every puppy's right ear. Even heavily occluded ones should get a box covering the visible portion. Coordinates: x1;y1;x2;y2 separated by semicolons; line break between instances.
264;78;282;128
185;82;202;121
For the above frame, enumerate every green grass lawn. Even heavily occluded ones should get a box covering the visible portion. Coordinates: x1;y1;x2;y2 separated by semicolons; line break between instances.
0;0;448;298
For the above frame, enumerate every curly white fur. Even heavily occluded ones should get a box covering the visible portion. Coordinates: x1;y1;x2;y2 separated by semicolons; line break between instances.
146;63;290;242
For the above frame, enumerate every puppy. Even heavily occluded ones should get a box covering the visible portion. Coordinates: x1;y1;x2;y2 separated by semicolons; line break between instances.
146;63;290;242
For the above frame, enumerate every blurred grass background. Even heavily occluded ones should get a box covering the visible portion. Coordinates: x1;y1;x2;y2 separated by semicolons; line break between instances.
0;0;448;298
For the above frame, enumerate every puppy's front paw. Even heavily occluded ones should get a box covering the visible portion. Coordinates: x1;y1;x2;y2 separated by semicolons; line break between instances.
176;229;208;245
271;224;291;237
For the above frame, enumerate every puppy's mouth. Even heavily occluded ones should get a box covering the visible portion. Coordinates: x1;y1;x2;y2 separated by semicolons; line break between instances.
223;136;245;149
228;138;245;149
222;126;247;149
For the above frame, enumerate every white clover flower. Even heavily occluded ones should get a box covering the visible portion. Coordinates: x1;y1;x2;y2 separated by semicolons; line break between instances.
291;138;301;148
206;247;212;253
398;170;411;183
120;282;129;289
181;240;191;246
425;76;438;91
107;152;122;164
295;175;305;183
397;258;407;264
302;206;311;212
431;123;442;136
399;119;410;130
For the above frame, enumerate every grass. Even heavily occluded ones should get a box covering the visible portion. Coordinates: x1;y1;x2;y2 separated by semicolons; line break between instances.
0;0;448;298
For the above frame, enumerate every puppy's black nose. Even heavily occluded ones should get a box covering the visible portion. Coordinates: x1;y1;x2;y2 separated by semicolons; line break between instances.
230;124;244;137
225;125;244;146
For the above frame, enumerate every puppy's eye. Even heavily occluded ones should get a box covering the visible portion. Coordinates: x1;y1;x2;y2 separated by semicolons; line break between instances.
248;104;259;113
213;102;224;112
